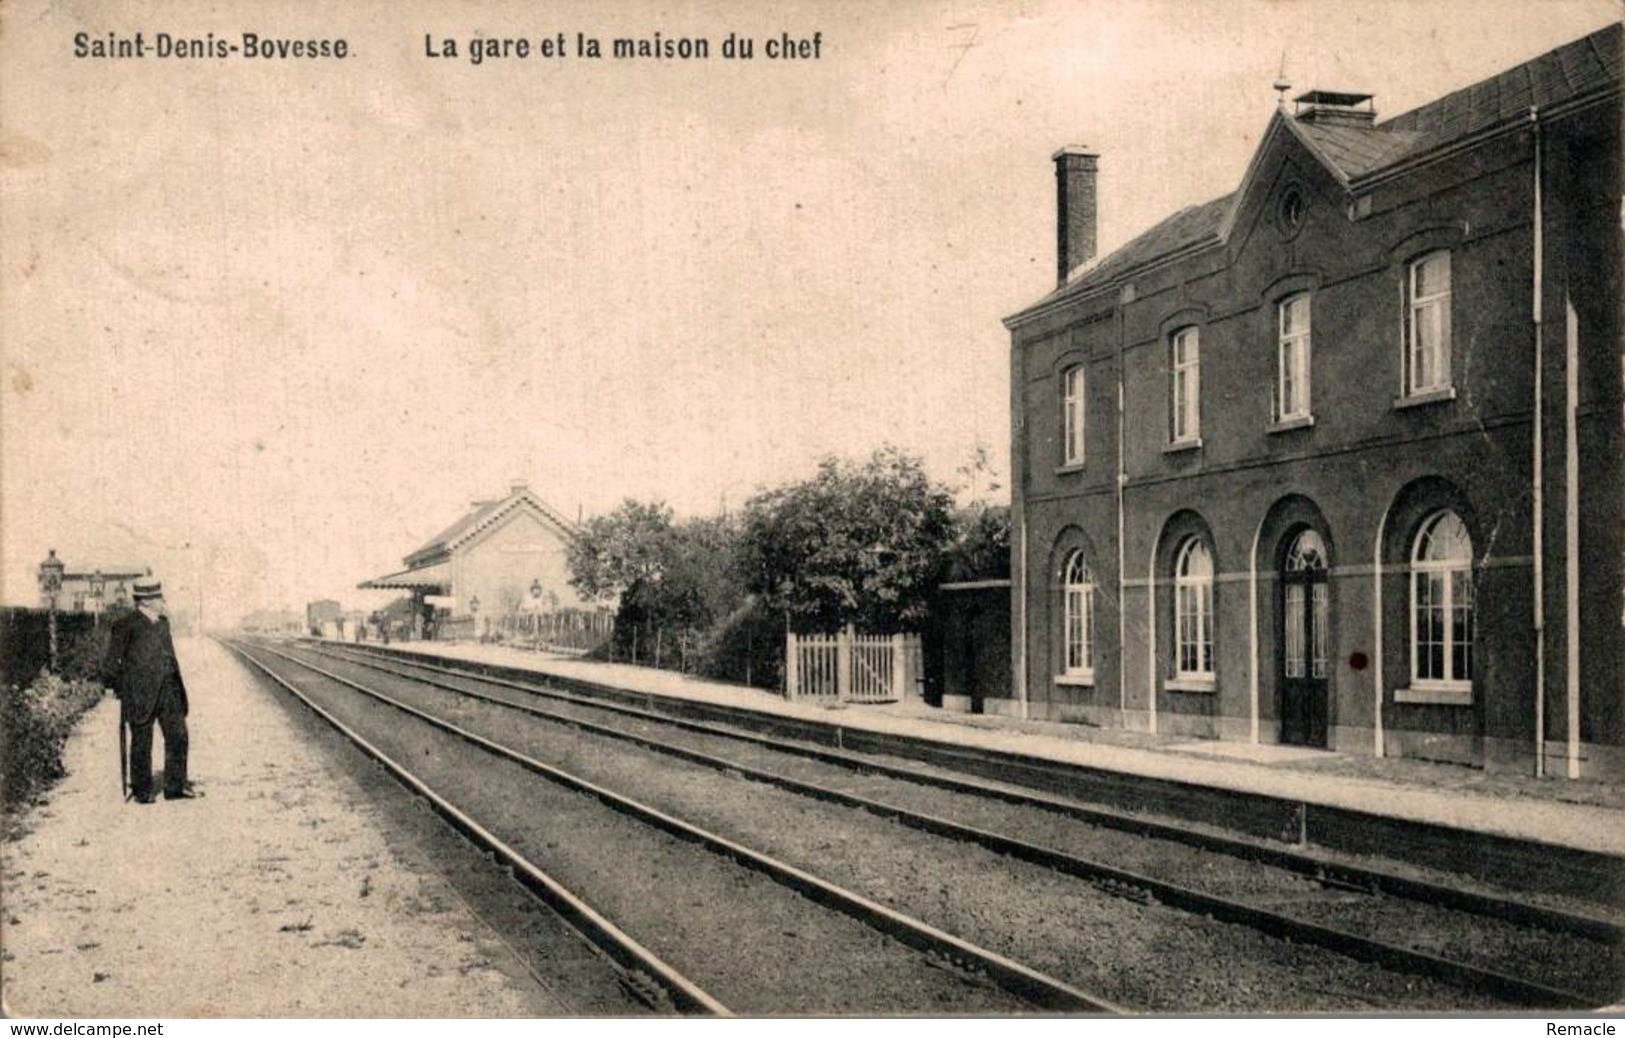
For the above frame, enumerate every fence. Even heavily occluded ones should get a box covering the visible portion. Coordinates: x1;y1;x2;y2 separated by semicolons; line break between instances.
784;626;920;704
494;609;616;655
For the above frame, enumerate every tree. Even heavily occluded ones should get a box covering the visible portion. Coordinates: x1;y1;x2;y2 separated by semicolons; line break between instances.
948;504;1011;581
567;500;677;606
739;446;956;631
948;440;1011;581
567;501;746;658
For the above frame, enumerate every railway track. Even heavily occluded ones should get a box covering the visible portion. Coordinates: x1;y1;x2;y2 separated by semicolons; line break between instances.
228;639;1116;1015
232;638;1618;1011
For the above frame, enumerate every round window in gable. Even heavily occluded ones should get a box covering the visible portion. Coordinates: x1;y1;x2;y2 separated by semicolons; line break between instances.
1278;186;1307;237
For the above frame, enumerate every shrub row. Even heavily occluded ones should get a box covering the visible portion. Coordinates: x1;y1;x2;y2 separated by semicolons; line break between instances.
2;672;104;811
1;615;113;813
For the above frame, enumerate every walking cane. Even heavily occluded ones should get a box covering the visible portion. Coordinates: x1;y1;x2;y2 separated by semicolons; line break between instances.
119;710;129;801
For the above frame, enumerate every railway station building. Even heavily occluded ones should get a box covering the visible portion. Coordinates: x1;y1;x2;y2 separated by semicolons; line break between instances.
1004;26;1622;777
359;481;595;637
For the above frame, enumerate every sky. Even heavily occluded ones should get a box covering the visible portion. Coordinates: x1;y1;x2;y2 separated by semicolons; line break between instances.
2;0;1618;626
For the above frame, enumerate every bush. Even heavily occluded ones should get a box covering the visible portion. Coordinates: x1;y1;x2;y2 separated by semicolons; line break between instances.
58;619;112;683
2;672;104;812
696;598;785;692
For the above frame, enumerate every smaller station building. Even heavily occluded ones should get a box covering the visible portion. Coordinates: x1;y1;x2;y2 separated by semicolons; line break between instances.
359;481;595;638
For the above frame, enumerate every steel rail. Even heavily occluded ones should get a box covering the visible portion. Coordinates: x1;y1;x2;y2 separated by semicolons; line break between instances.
225;640;730;1016
257;641;1123;1013
314;641;1625;946
294;642;1606;1009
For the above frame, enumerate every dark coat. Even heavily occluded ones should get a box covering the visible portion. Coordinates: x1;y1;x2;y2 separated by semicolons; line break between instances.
103;609;188;726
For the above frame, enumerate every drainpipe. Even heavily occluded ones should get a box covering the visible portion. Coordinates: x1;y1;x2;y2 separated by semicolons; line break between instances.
1531;106;1546;777
1249;517;1264;744
1117;307;1128;723
1147;539;1159;735
1016;507;1029;721
1373;505;1387;758
1565;294;1580;779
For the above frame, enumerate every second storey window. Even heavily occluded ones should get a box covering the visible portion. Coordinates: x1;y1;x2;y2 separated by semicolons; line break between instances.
1278;294;1312;420
1406;251;1452;395
1062;365;1086;466
1170;327;1200;443
1174;539;1214;679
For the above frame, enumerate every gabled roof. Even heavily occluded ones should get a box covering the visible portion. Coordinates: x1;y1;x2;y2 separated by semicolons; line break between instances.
403;485;577;568
1009;22;1621;324
406;499;504;565
1289;120;1426;181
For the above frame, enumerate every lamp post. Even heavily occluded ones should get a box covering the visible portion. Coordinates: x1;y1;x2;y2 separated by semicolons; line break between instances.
469;595;481;642
38;550;65;672
528;580;544;645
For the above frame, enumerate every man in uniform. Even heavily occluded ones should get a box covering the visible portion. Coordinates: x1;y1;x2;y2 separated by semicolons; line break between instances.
103;577;200;803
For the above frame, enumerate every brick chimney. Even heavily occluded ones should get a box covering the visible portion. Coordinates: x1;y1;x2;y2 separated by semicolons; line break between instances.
1053;145;1098;285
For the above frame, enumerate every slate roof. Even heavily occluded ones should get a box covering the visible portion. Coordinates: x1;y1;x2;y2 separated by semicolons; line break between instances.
1012;22;1620;320
1289;121;1427;180
407;499;504;564
1380;25;1620;138
1063;193;1235;292
395;486;576;570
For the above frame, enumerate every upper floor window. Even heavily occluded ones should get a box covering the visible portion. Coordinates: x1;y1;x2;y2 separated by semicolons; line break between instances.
1170;327;1201;444
1174;539;1214;679
1406;251;1452;396
1277;294;1312;421
1411;510;1473;689
1063;552;1095;678
1061;365;1086;466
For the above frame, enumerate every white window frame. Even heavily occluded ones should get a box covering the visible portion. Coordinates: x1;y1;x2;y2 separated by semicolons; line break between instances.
1406;251;1452;396
1062;365;1086;466
1062;552;1094;680
1170;327;1201;444
1174;539;1214;681
1277;293;1312;421
1406;510;1474;696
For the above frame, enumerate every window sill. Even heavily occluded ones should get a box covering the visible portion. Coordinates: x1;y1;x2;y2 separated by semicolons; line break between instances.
1054;462;1086;476
1268;414;1315;434
1163;437;1203;455
1164;677;1217;693
1055;673;1095;688
1393;386;1456;410
1395;684;1473;706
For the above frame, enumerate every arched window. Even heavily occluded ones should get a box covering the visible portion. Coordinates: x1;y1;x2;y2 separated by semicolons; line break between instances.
1277;293;1312;421
1063;552;1094;677
1405;251;1452;396
1411;511;1473;687
1170;327;1201;443
1174;539;1214;679
1061;365;1086;466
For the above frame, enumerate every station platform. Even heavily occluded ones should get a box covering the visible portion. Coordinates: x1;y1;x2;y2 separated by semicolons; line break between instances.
380;638;1625;860
0;637;565;1018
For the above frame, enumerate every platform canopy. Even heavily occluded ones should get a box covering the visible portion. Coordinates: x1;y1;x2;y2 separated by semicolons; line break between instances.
357;560;452;592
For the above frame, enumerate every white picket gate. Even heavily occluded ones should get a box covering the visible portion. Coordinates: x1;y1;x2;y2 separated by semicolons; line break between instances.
785;626;919;704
